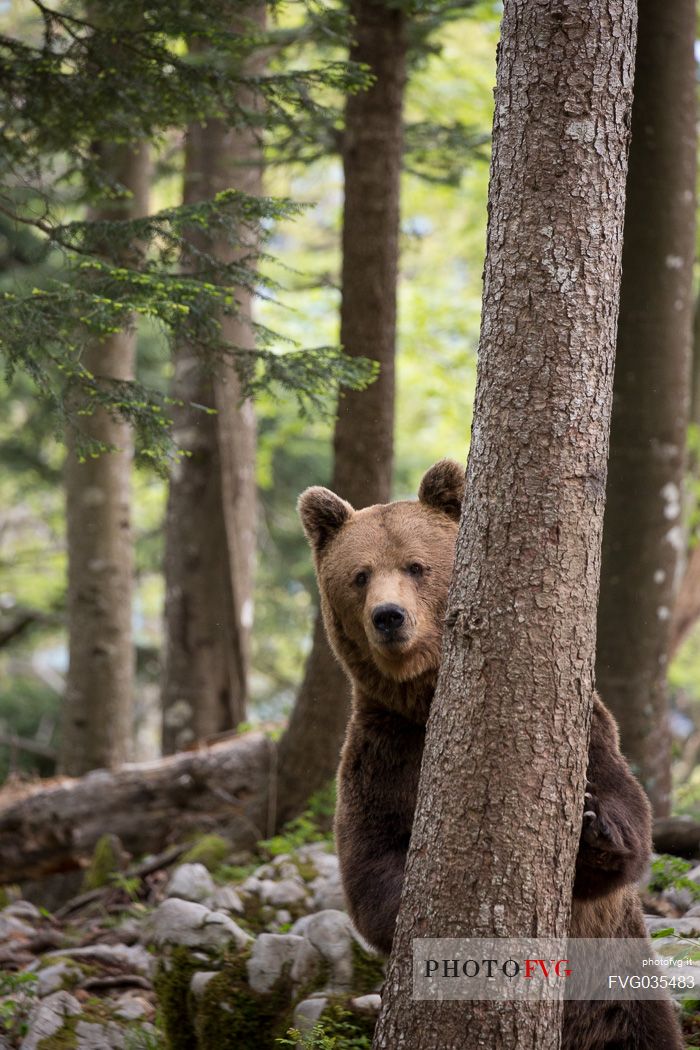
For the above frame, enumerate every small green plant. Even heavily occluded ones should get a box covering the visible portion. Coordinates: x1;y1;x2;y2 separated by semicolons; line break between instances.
0;971;39;1039
261;783;336;857
278;1026;338;1050
215;860;258;884
110;872;142;901
648;854;700;901
276;1005;374;1049
651;927;676;939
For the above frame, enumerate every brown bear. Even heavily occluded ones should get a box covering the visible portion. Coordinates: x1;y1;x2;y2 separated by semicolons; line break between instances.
299;459;683;1050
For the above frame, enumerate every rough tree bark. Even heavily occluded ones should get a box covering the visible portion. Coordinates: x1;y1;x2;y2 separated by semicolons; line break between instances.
161;11;262;753
275;0;406;824
60;143;149;776
596;0;696;818
374;3;636;1048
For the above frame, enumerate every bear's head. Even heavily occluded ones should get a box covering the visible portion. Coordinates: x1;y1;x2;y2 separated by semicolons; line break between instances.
298;460;465;685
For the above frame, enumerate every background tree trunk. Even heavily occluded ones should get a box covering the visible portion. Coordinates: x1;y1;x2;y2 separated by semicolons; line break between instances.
596;0;696;818
669;297;700;658
374;2;636;1047
60;143;150;776
275;0;406;823
161;11;262;753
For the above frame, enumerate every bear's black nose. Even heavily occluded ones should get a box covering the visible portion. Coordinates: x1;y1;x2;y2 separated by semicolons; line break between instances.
372;603;406;634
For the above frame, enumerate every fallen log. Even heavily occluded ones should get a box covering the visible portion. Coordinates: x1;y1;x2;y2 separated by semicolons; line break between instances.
653;816;700;859
0;732;274;884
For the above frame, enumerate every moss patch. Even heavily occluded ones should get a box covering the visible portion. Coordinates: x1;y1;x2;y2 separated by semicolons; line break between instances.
235;894;270;937
37;1016;79;1049
295;861;320;883
182;836;231;872
194;948;293;1050
82;833;125;891
154;946;199;1050
350;941;385;995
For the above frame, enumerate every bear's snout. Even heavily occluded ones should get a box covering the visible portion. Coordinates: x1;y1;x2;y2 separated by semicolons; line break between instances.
371;602;406;636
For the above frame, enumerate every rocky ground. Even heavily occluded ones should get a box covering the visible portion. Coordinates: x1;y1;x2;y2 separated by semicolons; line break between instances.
2;829;700;1050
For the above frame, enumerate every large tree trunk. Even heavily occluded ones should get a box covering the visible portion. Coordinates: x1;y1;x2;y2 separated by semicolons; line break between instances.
596;0;696;818
374;2;636;1048
60;143;150;776
161;13;262;753
0;732;272;885
275;0;406;823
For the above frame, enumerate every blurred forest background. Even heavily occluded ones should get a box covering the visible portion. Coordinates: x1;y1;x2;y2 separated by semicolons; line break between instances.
0;0;493;780
1;0;700;828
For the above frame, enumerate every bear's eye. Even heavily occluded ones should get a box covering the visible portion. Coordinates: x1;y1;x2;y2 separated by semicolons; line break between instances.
354;570;369;587
407;562;424;578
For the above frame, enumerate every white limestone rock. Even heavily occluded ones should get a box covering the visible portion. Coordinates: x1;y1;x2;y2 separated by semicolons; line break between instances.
166;863;216;903
20;991;81;1050
247;933;304;994
144;898;251;952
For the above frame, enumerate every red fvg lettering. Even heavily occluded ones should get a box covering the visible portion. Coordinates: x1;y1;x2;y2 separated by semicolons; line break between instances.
524;959;571;979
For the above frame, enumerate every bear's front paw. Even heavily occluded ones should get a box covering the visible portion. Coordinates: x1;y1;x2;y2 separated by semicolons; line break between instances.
581;783;626;855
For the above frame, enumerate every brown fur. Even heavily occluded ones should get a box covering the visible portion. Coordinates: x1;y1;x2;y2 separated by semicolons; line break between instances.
299;460;683;1050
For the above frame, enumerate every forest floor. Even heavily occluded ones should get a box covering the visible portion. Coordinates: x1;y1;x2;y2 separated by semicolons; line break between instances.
1;809;700;1049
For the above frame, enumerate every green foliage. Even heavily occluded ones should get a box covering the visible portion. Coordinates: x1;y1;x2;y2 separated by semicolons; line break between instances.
2;189;375;464
403;119;489;184
648;854;700;901
0;0;376;466
214;858;259;884
277;1005;374;1050
650;927;677;940
0;971;39;1042
109;873;142;901
0;1;366;191
260;781;336;856
0;4;500;762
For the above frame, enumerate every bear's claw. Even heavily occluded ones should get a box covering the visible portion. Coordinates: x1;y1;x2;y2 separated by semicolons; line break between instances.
581;789;624;853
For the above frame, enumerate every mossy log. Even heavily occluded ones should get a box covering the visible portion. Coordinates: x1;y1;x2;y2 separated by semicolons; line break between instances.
652;816;700;859
0;732;273;883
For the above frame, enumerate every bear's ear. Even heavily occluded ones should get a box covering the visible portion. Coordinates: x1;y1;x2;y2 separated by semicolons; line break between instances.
298;486;354;554
418;459;465;522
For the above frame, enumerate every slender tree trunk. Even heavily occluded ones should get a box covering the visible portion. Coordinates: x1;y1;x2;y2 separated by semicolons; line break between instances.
596;0;696;818
161;13;262;753
374;3;636;1048
60;143;149;776
668;297;700;658
671;544;700;659
275;0;406;823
